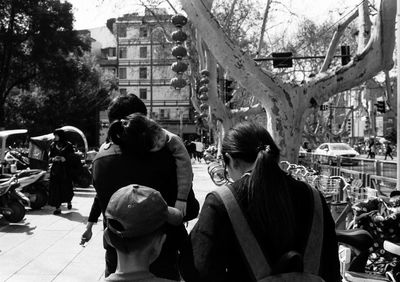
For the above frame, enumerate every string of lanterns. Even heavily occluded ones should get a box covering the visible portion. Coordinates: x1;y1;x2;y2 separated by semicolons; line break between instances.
170;14;188;90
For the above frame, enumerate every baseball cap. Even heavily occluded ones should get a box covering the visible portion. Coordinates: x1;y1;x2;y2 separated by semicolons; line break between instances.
105;184;183;238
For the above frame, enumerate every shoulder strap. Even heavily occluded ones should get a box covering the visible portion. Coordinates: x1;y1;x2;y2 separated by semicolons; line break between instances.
212;185;271;280
303;185;324;274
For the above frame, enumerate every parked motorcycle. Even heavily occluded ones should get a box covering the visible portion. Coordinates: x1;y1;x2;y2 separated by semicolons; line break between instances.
337;229;400;281
0;175;30;223
14;169;49;210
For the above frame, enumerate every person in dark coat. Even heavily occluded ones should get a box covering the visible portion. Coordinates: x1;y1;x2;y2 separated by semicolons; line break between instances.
384;142;393;160
48;128;75;215
179;122;341;282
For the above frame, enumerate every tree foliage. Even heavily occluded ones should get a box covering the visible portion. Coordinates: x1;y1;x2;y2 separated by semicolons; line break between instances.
0;0;89;127
5;53;115;145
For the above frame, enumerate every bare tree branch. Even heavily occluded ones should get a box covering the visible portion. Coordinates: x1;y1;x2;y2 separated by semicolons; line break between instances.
256;0;272;58
231;103;264;119
319;9;358;73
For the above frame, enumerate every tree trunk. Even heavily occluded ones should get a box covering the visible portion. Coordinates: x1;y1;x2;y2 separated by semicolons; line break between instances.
180;0;396;162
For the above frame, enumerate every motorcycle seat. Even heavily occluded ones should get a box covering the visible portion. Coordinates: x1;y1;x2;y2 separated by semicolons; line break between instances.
336;229;374;251
383;240;400;256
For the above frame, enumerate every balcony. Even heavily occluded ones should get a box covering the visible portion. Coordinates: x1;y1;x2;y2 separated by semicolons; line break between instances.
118;38;174;46
118;58;188;67
143;99;191;107
119;78;171;86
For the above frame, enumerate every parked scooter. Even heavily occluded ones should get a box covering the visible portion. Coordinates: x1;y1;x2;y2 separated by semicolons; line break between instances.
337;229;400;281
15;169;49;210
0;175;30;223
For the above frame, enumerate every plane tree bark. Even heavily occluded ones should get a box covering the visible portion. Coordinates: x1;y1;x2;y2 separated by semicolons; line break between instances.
179;0;396;162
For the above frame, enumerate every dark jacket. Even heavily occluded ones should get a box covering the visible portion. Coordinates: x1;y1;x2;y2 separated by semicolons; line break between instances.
92;142;187;280
179;175;341;282
48;141;75;206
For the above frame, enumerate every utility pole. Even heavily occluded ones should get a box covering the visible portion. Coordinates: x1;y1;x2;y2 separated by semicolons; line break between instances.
150;27;153;119
396;0;400;190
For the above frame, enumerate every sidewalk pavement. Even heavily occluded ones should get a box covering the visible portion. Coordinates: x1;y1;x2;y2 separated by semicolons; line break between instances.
0;162;216;282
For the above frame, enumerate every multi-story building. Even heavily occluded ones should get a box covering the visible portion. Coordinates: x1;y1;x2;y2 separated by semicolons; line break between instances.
82;9;196;145
112;9;195;139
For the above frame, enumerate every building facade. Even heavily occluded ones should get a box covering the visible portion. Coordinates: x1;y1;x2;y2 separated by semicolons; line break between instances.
85;9;196;145
113;10;195;140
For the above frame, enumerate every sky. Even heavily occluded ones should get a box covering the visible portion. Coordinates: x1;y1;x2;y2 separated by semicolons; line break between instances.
67;0;363;31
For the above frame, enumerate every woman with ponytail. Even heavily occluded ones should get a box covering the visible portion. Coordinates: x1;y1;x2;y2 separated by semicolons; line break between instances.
179;122;340;282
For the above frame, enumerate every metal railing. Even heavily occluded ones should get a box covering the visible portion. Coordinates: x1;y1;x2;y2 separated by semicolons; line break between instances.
299;153;397;196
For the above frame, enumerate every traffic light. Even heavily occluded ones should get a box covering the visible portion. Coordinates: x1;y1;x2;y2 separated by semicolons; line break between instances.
272;52;293;68
376;101;386;113
341;45;351;65
225;79;235;103
320;104;328;111
346;118;352;132
365;116;370;130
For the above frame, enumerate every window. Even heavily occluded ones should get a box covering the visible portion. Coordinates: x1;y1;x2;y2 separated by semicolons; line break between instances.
139;67;147;79
109;48;116;57
119;68;127;79
139;27;148;37
118;25;127;37
139;88;147;99
119;47;127;58
139;47;147;58
119;88;127;96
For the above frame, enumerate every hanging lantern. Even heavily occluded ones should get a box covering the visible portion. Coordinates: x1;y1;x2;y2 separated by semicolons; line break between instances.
172;45;187;59
200;103;209;111
199;93;208;101
171;61;188;74
171;30;188;43
200;69;210;77
171;14;188;28
200;77;209;85
199;113;208;118
170;77;187;89
199;85;208;93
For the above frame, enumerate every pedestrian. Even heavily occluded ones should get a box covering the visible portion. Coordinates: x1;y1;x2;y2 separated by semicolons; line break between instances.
179;122;341;282
104;184;182;282
108;113;193;216
48;128;75;215
193;139;204;162
81;93;191;280
385;142;393;160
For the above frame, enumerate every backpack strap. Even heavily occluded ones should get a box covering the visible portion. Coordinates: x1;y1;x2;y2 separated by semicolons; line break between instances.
303;185;324;274
212;185;271;280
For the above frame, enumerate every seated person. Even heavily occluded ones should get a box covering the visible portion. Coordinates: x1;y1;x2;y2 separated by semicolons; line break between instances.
104;184;183;282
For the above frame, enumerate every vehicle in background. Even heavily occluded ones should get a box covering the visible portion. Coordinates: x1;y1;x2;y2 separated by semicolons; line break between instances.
299;146;307;159
314;143;360;166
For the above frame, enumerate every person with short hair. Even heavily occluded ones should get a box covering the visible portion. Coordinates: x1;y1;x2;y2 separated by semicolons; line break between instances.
81;94;189;280
107;113;193;212
104;184;182;282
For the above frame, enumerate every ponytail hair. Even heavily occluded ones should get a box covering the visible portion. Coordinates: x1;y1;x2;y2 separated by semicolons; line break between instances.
222;122;295;258
107;114;162;156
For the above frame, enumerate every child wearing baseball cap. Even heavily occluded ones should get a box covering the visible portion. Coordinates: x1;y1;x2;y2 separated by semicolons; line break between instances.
104;184;183;282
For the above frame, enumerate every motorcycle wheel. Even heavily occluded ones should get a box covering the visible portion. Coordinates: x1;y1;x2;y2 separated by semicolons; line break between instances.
30;189;48;210
4;201;25;223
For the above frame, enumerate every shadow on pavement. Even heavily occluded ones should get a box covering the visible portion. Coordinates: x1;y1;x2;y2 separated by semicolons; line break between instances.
0;219;36;235
58;211;88;223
